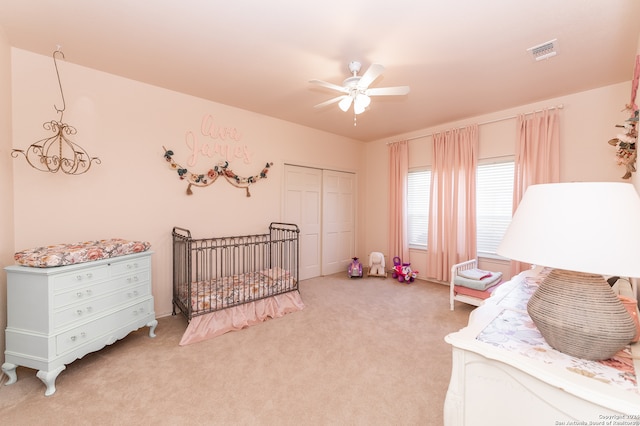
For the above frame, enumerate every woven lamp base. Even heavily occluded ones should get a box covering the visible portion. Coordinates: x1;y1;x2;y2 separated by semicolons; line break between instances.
527;269;637;361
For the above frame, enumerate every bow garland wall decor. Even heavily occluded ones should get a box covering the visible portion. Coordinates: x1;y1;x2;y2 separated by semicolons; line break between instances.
608;110;638;180
163;146;272;196
608;55;639;180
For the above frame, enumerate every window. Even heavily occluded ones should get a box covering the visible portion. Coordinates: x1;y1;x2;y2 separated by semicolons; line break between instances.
407;169;431;248
407;161;514;255
476;161;515;255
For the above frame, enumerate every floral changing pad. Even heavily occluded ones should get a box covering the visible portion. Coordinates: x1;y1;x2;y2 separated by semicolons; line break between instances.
14;239;151;268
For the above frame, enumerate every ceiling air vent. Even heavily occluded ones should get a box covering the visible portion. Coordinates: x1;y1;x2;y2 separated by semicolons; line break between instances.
527;39;558;61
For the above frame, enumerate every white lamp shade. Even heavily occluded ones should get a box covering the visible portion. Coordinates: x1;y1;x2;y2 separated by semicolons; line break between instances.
497;182;640;278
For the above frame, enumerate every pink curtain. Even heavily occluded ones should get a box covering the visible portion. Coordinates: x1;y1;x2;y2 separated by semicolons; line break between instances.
511;109;560;275
426;125;478;282
388;141;409;264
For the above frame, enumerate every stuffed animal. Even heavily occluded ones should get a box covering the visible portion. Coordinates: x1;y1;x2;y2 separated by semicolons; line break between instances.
368;252;386;277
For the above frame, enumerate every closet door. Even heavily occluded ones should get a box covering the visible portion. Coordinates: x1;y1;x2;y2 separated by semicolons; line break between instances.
284;165;322;280
321;170;355;275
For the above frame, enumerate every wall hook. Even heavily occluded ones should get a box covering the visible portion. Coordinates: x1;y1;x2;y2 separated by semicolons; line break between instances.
52;49;66;120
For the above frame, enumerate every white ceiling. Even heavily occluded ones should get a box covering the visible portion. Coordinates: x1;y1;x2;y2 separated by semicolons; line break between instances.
1;1;639;142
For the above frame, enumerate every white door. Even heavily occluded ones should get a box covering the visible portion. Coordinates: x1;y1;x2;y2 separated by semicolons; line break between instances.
321;170;356;275
283;165;322;280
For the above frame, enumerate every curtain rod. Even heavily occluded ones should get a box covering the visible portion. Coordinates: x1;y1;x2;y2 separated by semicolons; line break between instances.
388;104;564;144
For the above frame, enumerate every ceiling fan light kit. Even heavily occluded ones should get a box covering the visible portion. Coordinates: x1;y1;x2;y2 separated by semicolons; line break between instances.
338;96;352;112
311;60;410;122
353;94;371;114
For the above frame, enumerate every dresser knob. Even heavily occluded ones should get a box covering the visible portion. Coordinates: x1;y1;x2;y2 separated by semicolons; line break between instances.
76;292;83;298
70;335;77;342
86;306;93;313
87;273;93;279
76;310;83;315
76;275;82;281
86;289;92;296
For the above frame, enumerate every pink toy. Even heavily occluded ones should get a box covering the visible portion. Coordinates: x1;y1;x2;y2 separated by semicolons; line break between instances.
392;256;418;283
348;257;363;278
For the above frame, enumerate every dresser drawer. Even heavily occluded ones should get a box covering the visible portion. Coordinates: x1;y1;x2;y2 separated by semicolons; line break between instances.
51;265;110;292
56;298;153;355
53;269;150;309
110;269;151;289
109;255;151;276
54;282;151;330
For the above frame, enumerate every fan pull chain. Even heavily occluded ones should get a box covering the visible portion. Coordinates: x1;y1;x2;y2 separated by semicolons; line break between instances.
353;112;357;126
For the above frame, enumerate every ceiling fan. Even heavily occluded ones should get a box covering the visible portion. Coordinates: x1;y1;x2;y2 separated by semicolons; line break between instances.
310;61;410;115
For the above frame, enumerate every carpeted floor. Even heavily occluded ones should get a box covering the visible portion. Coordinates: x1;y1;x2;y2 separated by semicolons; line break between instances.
0;273;473;425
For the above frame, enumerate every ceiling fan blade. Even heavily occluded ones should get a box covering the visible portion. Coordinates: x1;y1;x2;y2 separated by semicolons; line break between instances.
309;79;349;94
357;63;384;89
366;86;410;96
314;95;348;109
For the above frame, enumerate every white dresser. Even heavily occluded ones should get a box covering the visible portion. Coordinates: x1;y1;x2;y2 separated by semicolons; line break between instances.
444;267;640;425
2;251;157;396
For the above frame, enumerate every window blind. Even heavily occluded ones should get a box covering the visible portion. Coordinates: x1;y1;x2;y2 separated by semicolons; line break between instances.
407;169;431;248
476;161;514;255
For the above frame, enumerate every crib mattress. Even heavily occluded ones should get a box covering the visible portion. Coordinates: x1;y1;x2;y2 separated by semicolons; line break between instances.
183;267;296;313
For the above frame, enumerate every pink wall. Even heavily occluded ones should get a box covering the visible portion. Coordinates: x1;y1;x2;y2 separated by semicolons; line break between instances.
6;48;365;327
1;43;638;365
0;27;14;368
363;81;636;281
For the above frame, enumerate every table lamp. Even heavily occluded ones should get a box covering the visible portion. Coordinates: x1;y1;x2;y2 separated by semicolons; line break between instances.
497;182;640;360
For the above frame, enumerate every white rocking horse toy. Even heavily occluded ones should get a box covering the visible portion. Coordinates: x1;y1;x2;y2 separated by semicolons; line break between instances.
367;252;387;278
